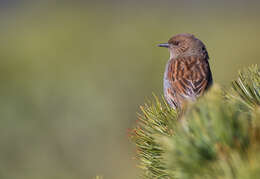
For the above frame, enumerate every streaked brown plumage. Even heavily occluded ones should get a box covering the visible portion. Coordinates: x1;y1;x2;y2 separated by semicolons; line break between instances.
158;33;213;109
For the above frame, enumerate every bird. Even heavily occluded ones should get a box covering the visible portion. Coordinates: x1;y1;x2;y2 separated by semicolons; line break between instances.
158;33;213;109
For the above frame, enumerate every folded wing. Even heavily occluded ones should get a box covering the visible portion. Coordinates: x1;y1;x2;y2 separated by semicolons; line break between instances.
164;55;212;108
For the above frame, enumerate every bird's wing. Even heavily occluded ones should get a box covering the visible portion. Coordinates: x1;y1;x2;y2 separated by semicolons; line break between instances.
167;56;212;101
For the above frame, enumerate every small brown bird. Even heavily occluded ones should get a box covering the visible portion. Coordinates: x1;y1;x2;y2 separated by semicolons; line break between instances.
158;33;213;109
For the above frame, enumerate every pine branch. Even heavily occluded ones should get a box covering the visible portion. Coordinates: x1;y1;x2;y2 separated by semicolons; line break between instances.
129;95;178;179
164;85;259;179
231;64;260;107
130;65;260;179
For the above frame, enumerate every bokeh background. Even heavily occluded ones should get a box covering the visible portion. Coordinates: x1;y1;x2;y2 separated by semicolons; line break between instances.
0;0;259;178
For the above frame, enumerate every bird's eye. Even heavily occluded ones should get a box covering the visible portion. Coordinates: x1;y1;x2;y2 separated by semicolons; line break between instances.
173;41;179;46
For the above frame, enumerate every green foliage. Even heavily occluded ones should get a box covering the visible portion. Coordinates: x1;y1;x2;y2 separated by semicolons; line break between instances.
231;65;260;107
130;96;178;178
130;65;260;179
165;86;259;179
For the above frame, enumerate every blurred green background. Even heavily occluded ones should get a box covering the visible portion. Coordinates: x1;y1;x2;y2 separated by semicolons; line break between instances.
0;0;259;178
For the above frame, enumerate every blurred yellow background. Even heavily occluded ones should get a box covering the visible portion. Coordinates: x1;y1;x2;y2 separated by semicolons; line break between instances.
0;1;259;178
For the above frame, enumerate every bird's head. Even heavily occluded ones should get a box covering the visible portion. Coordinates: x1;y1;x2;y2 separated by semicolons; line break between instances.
158;33;208;59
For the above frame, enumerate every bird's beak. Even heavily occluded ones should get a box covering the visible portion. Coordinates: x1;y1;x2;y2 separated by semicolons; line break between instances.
158;43;170;48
